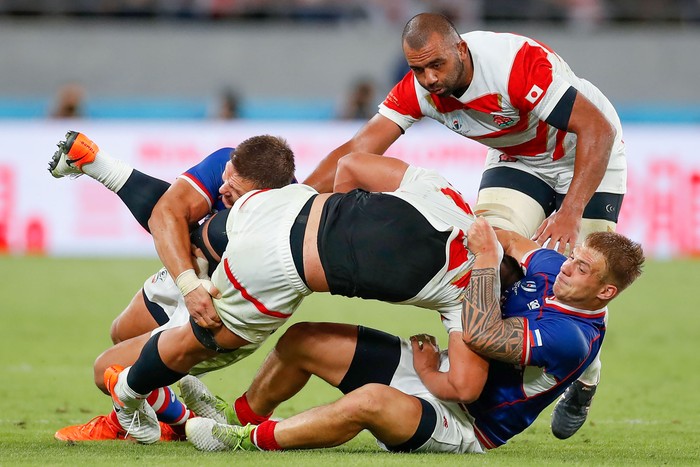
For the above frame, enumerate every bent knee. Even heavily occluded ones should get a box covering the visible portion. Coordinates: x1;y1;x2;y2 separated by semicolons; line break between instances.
343;384;395;419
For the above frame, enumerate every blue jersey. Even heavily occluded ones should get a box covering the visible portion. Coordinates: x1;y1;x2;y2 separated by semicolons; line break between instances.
465;249;607;449
178;147;231;213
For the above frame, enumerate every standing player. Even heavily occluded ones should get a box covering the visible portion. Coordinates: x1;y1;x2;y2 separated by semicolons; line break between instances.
302;13;626;439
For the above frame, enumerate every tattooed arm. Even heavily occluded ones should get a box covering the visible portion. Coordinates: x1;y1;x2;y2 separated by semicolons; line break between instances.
462;218;526;365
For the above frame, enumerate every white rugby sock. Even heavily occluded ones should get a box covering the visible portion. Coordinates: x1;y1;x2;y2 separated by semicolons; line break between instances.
82;150;133;193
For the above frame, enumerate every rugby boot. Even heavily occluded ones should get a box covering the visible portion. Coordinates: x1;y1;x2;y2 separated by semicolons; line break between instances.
104;365;161;444
551;381;597;439
159;422;187;441
186;418;257;452
178;375;238;425
48;131;99;178
54;414;127;442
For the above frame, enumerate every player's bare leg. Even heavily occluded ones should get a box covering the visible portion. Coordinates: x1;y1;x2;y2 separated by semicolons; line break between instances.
244;322;358;416
110;289;160;344
187;384;424;451
274;384;422;448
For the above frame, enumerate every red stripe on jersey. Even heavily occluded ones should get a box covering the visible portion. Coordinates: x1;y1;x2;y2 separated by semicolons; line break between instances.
463;93;503;114
440;187;474;215
180;173;215;206
473;425;498;449
239;188;270;209
224;258;292;319
452;270;472;289
493;119;549;157
508;42;554;112
431;95;466;113
544;297;607;320
552;129;567;160
383;72;423;119
522;317;531;365
447;231;468;272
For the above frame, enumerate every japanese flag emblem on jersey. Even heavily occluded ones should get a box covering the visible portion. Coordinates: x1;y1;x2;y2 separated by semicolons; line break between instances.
525;84;544;105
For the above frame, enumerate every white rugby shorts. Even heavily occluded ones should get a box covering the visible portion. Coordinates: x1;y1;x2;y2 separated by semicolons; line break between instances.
376;337;485;454
210;184;316;344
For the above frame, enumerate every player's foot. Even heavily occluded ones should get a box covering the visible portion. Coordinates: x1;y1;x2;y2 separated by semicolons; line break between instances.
104;365;161;444
185;418;257;452
48;131;99;178
178;375;238;425
54;414;128;442
551;381;597;439
159;422;187;442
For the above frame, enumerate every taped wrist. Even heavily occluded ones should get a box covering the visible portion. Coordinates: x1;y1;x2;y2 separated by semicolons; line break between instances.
175;269;199;296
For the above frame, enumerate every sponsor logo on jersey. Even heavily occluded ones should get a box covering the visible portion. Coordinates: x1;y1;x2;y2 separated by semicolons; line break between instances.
521;280;537;293
605;204;616;213
527;299;541;310
492;114;515;128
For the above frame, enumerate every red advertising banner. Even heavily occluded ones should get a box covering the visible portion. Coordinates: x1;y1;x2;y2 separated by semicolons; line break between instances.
0;121;697;258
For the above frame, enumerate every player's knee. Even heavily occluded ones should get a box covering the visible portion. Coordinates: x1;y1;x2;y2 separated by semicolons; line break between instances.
580;218;617;241
109;317;122;344
276;322;315;357
342;384;392;421
92;353;110;394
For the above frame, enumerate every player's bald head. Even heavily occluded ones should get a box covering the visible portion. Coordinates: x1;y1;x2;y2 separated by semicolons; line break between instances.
402;13;461;50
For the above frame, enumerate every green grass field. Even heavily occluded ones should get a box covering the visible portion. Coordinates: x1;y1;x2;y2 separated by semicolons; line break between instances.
1;256;699;465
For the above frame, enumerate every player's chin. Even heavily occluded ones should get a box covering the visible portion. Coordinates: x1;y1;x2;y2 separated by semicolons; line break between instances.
552;278;566;296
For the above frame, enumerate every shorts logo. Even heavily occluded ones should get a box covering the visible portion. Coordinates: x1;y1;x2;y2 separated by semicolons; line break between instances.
498;153;518;163
492;114;515;128
152;268;168;284
525;84;544;104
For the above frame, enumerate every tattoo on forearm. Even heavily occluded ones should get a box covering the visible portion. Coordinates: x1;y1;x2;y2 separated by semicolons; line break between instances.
461;267;524;364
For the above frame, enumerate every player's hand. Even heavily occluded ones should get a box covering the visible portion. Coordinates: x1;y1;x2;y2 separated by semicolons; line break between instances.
184;285;222;329
533;211;581;254
410;334;440;375
466;218;503;264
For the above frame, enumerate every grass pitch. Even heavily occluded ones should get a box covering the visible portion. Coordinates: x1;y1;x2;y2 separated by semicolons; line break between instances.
1;256;699;465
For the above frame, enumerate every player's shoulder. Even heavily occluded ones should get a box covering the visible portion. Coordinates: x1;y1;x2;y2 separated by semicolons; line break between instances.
522;249;565;277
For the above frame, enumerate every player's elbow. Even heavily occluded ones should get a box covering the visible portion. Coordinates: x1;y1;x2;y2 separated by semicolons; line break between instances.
447;372;483;403
333;152;362;192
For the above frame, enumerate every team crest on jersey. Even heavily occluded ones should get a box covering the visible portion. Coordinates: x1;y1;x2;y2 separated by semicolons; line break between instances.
492;114;515;128
451;118;462;131
521;280;537;293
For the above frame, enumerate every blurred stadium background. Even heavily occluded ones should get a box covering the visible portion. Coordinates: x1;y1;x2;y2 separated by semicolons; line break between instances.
0;0;699;259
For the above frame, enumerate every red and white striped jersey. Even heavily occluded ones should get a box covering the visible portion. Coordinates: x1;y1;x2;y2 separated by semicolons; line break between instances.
379;31;622;163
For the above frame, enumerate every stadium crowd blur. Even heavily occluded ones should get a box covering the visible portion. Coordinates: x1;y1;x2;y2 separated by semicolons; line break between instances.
2;0;698;122
1;0;698;25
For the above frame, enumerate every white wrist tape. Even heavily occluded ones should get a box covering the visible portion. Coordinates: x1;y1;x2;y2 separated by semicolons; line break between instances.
175;269;200;296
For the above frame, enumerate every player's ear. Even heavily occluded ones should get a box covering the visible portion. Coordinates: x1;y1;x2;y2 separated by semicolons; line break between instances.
597;283;617;301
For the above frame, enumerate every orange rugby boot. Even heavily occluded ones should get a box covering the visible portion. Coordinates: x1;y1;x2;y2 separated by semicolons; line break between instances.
104;365;161;444
48;130;99;178
54;413;128;442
